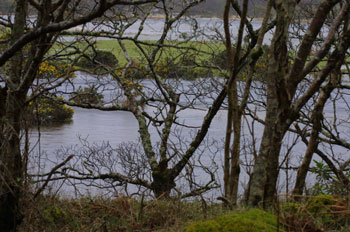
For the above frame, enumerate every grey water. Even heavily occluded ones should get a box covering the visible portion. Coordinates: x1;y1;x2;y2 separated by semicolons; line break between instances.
63;18;274;43
23;17;344;198
28;70;350;198
28;72;248;198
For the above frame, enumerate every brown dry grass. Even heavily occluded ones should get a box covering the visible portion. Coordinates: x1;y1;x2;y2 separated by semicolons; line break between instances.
18;195;228;232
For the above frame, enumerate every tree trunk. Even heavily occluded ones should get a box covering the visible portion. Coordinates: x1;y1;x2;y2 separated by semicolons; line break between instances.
247;118;287;206
247;0;295;207
293;72;337;197
229;83;242;204
223;0;247;204
151;167;176;198
0;93;25;232
0;1;27;231
223;0;234;199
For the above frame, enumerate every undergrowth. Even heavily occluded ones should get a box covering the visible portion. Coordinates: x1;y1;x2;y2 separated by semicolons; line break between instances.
18;195;228;232
280;195;350;232
17;194;350;231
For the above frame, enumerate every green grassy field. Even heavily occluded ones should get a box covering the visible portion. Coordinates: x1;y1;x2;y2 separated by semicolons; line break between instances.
51;38;347;75
52;39;223;66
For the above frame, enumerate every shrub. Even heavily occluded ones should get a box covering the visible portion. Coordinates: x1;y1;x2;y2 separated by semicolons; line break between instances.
121;61;149;80
210;45;269;81
154;58;212;80
43;205;69;225
0;30;10;50
78;50;118;69
70;86;104;105
211;49;229;70
280;195;350;231
29;96;74;126
309;160;350;196
116;57;212;80
37;61;76;79
185;209;278;232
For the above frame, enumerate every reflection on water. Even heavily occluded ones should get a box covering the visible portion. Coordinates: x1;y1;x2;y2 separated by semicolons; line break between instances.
30;105;232;154
30;108;140;153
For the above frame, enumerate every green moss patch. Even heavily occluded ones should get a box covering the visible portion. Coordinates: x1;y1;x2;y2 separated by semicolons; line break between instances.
185;209;279;232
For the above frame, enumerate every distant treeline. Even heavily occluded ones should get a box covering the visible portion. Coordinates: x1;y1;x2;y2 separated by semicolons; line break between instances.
0;0;268;18
191;0;268;18
1;0;318;18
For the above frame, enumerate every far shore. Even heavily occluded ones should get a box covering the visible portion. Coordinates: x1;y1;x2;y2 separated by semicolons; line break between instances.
1;14;311;24
147;14;313;23
147;13;265;21
0;13;263;22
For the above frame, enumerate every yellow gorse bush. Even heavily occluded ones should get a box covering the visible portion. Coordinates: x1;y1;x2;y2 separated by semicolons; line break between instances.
29;96;74;125
38;61;58;76
0;32;8;40
123;79;143;90
37;61;76;79
0;29;11;42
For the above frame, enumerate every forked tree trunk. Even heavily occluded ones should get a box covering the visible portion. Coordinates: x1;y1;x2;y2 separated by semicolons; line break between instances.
293;72;337;197
247;0;295;207
223;0;247;204
247;0;350;206
151;168;176;198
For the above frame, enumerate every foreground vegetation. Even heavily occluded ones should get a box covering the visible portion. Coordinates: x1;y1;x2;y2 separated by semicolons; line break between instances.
17;194;350;232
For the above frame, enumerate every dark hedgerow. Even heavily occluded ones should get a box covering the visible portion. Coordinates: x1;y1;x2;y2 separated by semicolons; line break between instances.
210;45;270;81
121;58;213;80
78;50;118;69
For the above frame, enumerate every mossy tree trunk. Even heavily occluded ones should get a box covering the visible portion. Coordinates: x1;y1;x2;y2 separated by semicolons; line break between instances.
222;0;272;205
0;1;27;230
293;71;339;197
0;1;130;230
247;0;350;207
223;0;247;205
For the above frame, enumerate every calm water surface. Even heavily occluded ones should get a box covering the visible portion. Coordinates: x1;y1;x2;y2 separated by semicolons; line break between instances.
25;17;344;197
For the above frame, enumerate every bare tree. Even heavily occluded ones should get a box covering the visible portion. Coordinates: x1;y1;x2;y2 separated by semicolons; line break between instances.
50;1;228;198
222;0;273;205
247;0;350;207
0;1;163;231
